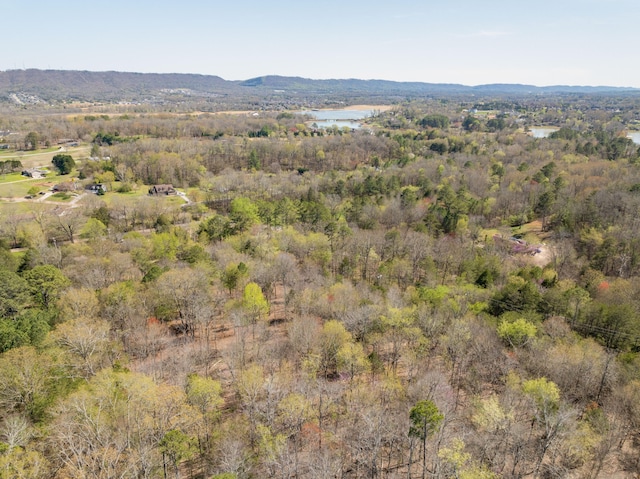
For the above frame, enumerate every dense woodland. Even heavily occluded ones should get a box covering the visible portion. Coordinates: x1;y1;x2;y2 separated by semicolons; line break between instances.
1;91;640;479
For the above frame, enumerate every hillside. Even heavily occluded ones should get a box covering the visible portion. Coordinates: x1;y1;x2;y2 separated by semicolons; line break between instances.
0;69;236;103
1;69;638;105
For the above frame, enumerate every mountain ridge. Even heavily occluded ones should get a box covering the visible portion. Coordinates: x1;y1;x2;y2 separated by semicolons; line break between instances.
1;69;638;103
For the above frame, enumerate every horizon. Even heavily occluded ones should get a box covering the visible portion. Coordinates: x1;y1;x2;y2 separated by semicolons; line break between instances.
1;67;638;90
3;0;639;88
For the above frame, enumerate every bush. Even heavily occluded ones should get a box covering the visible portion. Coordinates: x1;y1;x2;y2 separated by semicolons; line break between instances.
498;318;537;347
117;183;132;193
52;192;71;200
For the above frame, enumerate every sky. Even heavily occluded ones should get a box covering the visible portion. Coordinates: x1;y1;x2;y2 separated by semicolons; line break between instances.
2;0;639;87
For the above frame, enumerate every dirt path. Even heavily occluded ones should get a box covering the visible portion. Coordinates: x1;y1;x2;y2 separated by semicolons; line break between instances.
4;191;86;207
520;219;554;268
529;243;553;268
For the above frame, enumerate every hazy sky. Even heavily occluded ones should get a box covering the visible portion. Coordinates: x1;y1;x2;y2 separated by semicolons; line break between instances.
3;0;638;87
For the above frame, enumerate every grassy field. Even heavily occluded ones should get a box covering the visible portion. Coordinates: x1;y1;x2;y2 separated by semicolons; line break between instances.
0;170;77;199
0;169;190;223
480;220;546;245
471;109;500;118
0;199;57;215
0;146;60;157
49;192;78;202
99;184;187;207
75;181;187;206
0;145;91;169
97;183;149;205
0;172;29;184
0;179;46;199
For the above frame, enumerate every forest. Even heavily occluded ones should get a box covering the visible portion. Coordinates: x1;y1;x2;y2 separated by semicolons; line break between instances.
1;89;640;479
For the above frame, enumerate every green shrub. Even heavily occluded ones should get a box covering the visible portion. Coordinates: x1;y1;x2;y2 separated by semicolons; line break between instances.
498;318;537;347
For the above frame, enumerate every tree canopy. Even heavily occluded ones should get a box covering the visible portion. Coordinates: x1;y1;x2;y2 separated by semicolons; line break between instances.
1;91;640;478
51;154;75;175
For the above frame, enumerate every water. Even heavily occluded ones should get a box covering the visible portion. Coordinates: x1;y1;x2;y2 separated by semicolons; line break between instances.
529;127;559;138
311;120;362;129
627;131;640;145
299;109;373;120
299;109;375;129
528;127;640;144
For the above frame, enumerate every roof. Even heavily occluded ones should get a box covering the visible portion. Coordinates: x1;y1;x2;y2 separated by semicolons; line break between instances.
149;184;176;195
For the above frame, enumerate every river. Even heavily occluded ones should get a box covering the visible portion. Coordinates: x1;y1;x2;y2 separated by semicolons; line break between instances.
298;109;377;129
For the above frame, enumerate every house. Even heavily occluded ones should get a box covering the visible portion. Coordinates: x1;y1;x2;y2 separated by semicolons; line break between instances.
87;183;107;194
53;181;80;192
148;184;176;196
22;168;47;179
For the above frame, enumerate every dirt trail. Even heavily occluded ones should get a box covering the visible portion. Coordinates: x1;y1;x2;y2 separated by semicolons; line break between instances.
529;244;553;268
520;220;554;268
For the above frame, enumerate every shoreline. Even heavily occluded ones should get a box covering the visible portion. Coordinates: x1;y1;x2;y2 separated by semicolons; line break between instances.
325;104;394;112
215;104;395;115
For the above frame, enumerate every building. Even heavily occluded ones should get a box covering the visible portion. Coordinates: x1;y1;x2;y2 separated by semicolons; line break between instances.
53;181;80;192
148;184;177;196
21;168;47;179
87;183;107;194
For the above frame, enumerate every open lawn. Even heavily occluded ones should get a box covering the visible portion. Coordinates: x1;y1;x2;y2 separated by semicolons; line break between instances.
0;199;57;215
0;174;189;210
0;145;91;169
0;171;79;199
0;172;28;184
481;220;547;245
89;183;187;208
0;146;60;158
470;109;500;118
0;178;45;199
479;227;501;241
97;183;149;205
49;192;77;202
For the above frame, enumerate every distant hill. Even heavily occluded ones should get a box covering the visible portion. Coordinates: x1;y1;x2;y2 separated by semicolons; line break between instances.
240;75;468;94
0;69;236;103
241;75;640;95
0;69;638;104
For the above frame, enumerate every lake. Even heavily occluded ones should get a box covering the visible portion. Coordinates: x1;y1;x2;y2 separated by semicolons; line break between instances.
529;128;640;144
310;120;363;129
299;109;374;120
627;131;640;145
529;127;559;138
299;109;376;129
